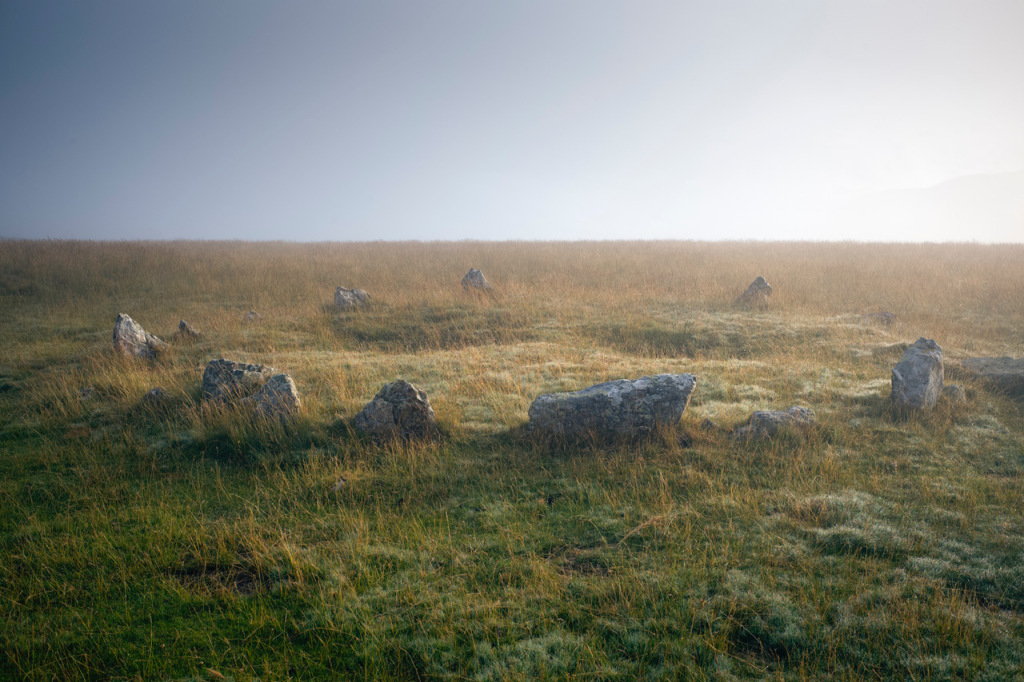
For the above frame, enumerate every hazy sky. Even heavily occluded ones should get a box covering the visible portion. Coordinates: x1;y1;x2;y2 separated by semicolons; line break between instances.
2;1;1022;241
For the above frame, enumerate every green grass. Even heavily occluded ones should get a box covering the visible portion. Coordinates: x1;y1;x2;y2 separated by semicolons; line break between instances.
1;240;1023;680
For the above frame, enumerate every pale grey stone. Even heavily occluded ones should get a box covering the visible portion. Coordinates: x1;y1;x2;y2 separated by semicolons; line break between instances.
730;406;815;440
891;337;944;410
353;380;436;439
961;357;1024;398
461;268;493;291
527;373;696;439
141;386;169;407
244;373;301;418
735;276;772;306
243;310;261;321
201;359;276;402
335;286;370;310
112;313;166;359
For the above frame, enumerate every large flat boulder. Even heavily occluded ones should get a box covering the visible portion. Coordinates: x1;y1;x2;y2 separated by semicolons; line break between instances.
201;359;276;402
891;338;943;410
112;313;166;359
527;373;696;439
961;357;1024;398
730;407;815;440
353;380;436;439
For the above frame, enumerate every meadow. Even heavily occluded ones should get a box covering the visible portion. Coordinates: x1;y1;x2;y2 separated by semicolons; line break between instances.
1;239;1023;680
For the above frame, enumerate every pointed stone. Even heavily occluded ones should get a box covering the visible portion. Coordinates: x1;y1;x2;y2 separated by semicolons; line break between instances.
113;313;166;359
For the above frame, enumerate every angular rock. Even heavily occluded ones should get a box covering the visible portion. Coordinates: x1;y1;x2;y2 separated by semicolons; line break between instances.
112;313;166;359
942;383;966;404
527;374;697;439
243;310;261;321
461;268;493;291
353;380;436;439
735;276;772;306
864;311;896;326
335;286;370;310
201;359;276;402
244;374;301;418
891;338;943;410
142;386;169;406
174;320;201;340
730;406;815;440
961;357;1024;398
79;386;96;401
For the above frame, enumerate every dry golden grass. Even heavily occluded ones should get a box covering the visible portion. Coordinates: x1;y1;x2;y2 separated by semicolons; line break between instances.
1;239;1023;680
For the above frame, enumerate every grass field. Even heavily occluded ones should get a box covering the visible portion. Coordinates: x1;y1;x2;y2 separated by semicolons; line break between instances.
1;239;1023;680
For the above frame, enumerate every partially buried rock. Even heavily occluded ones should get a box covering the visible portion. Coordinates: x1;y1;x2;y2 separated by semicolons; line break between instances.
335;286;370;310
353;380;436;439
461;268;493;291
942;383;967;404
113;313;166;359
141;386;169;407
201;359;276;402
735;276;772;306
244;374;301;418
174;320;201;340
961;357;1024;398
243;310;261;321
527;374;696;439
730;406;815;440
864;311;896;326
891;338;943;410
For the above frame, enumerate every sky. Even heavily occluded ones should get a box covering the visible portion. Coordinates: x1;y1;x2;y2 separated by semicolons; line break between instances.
1;1;1022;242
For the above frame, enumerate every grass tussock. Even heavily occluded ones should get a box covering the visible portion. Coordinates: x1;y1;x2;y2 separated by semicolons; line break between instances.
1;239;1023;680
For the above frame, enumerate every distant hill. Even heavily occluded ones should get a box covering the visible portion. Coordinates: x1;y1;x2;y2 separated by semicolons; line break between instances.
832;170;1024;242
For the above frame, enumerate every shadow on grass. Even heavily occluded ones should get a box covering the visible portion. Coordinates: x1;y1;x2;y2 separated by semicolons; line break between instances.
327;303;540;352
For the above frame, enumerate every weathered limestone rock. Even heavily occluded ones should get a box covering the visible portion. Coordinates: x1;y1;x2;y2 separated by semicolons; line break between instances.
891;338;944;410
353;380;436;439
730;406;815;440
527;374;697;439
461;268;493;291
243;310;261;321
112;313;166;359
864;311;896;326
942;383;967;404
735;276;773;306
201;359;276;402
961;357;1024;398
244;374;301;418
335;286;370;310
174;320;201;340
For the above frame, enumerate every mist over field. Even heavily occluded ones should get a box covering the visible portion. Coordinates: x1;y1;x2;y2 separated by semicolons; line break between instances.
1;1;1022;242
2;1;1024;680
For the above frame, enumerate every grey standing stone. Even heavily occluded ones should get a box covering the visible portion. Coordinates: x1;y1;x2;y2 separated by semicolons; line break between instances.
461;268;493;291
244;374;301;418
112;313;166;359
353;380;437;439
961;357;1024;398
735;276;773;306
243;310;262;321
335;286;370;310
891;338;944;410
527;373;697;439
201;359;276;402
730;406;815;440
175;320;201;340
